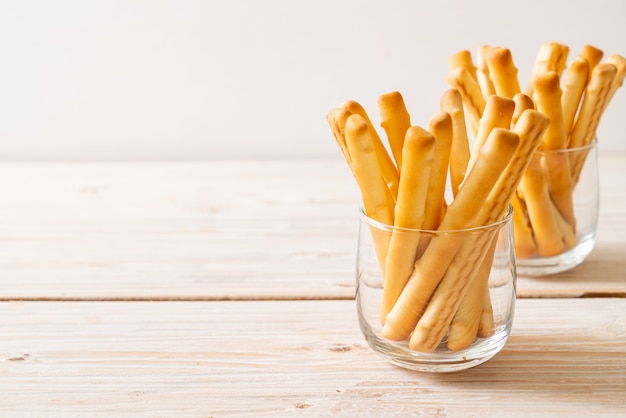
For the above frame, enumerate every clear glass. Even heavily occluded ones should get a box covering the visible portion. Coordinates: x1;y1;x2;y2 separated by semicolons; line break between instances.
356;207;516;373
515;141;599;276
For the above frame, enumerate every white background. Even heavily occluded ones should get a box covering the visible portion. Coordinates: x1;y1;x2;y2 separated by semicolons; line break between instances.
0;0;624;161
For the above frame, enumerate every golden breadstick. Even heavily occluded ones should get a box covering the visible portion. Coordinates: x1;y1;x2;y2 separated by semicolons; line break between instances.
569;63;617;148
579;44;604;73
511;192;537;258
534;72;567;149
342;100;400;201
511;93;535;129
519;154;566;257
485;47;521;98
486;109;550;226
533;71;576;228
549;192;577;250
377;91;412;170
382;128;519;341
413;112;453;258
569;63;617;183
408;110;547;351
605;54;626;110
326;107;352;169
526;41;570;95
449;50;478;81
476;45;497;100
440;89;470;197
344;114;395;226
447;237;497;351
477;283;496;338
344;114;395;273
447;66;486;137
466;95;515;175
380;127;436;324
561;57;590;137
422;112;453;230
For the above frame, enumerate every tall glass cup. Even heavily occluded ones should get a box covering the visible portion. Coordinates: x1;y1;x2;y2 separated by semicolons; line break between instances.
356;206;516;373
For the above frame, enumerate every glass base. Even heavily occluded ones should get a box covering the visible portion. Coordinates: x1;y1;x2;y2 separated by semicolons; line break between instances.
358;316;512;373
516;234;595;277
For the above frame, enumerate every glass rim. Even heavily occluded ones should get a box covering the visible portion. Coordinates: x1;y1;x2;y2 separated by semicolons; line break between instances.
535;138;597;155
360;204;514;234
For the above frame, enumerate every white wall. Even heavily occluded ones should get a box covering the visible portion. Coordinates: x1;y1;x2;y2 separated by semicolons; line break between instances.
0;0;624;161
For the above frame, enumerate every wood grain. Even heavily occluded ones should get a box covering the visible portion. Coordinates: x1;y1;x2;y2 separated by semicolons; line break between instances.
0;299;624;417
0;156;624;301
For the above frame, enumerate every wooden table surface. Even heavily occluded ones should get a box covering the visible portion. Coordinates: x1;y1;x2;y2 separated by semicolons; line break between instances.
0;154;625;417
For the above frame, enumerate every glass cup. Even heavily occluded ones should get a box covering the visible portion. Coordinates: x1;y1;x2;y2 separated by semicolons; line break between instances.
514;141;599;276
355;206;516;373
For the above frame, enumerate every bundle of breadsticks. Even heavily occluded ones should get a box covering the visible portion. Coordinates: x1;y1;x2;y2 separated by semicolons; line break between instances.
327;89;550;352
447;43;625;258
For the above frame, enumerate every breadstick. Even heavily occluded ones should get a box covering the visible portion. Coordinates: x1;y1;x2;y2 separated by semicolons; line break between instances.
377;91;412;170
519;153;566;257
422;112;453;231
526;41;569;96
569;63;617;183
561;57;590;137
408;110;547;351
476;283;496;338
511;93;535;129
605;54;626;110
485;47;521;98
380;127;435;324
487;109;551;225
533;71;576;228
511;192;537;258
413;112;453;259
447;237;497;351
342;100;400;201
449;50;478;82
476;45;497;100
569;63;617;148
344;113;395;273
534;72;567;149
466;95;516;175
382;128;519;341
344;114;395;226
440;89;470;197
326;107;353;170
578;44;604;73
447;66;486;137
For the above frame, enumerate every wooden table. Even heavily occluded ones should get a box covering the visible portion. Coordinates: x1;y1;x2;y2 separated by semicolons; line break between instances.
1;155;625;417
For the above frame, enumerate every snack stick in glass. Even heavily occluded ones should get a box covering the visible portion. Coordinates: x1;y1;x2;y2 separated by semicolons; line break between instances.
511;93;535;128
569;63;617;183
485;47;521;98
604;54;626;111
578;44;604;74
377;91;411;171
465;95;515;175
448;50;478;83
342;100;400;201
345;113;395;270
526;41;569;96
440;89;470;197
381;126;435;324
447;237;497;351
561;57;590;137
476;45;497;100
533;71;576;228
446;66;485;137
519;154;568;257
